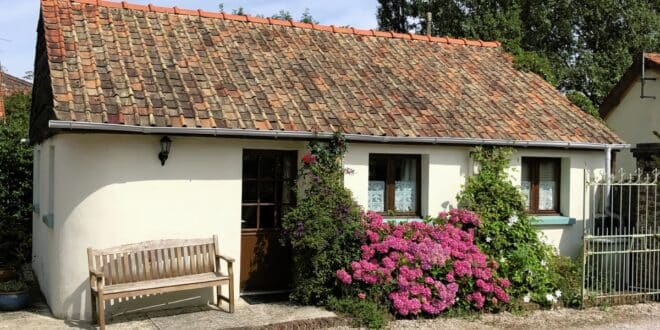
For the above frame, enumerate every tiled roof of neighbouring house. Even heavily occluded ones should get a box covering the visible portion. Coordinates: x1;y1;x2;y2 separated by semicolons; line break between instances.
645;53;660;66
1;72;32;95
0;72;33;118
599;53;659;119
32;0;623;145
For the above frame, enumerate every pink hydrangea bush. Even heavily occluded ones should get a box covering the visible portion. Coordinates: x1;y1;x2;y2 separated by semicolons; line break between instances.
336;209;510;316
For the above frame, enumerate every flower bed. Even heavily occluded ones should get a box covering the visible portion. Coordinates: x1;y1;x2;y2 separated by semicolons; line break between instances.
336;209;510;316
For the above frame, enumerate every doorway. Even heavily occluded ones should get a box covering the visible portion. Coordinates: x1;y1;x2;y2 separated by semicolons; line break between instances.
240;149;297;292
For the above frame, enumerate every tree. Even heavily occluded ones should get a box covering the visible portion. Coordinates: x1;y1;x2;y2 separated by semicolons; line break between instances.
271;9;293;21
299;8;318;24
0;93;32;267
376;0;660;116
377;0;412;33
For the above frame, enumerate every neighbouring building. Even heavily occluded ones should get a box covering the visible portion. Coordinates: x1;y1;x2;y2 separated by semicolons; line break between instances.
0;71;33;118
600;53;659;172
31;0;627;321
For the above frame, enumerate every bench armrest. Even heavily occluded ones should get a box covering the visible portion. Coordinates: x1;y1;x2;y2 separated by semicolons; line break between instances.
216;253;235;263
90;269;104;278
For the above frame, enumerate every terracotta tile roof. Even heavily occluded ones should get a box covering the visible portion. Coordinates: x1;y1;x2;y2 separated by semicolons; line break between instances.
1;72;32;95
600;53;659;119
34;0;622;144
0;72;33;118
645;53;660;65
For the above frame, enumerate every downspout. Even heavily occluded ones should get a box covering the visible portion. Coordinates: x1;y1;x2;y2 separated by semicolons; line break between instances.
604;145;612;208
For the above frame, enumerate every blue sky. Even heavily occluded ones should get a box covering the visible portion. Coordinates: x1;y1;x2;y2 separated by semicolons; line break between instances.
0;0;379;79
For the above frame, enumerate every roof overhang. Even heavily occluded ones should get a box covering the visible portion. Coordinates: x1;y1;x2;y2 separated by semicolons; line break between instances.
48;120;630;150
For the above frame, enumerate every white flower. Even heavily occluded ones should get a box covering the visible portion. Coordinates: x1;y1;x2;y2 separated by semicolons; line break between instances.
500;257;506;263
508;215;519;226
555;290;562;298
486;237;492;243
546;294;554;302
523;294;531;303
540;260;547;267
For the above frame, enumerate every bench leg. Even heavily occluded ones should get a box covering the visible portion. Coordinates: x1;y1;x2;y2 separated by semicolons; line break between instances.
228;279;235;313
97;293;106;330
90;292;97;324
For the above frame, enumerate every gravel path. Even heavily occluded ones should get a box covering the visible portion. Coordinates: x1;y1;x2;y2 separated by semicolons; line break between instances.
387;302;660;329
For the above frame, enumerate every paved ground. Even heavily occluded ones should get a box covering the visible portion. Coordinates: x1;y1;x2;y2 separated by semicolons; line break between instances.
2;295;658;329
386;302;660;330
0;296;338;329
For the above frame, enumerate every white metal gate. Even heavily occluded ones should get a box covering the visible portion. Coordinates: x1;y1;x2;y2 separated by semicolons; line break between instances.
582;169;659;305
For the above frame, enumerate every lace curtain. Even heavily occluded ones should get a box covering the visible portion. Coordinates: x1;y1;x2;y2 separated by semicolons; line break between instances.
368;181;385;212
395;158;416;212
539;161;557;210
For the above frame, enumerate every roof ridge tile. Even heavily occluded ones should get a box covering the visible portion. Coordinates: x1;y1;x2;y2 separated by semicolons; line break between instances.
65;0;501;48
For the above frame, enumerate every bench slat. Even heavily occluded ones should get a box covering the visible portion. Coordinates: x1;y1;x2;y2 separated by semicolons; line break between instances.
191;245;198;274
114;253;123;284
135;252;144;281
123;253;132;283
208;243;216;272
104;272;230;294
176;247;184;277
142;250;150;281
149;250;157;280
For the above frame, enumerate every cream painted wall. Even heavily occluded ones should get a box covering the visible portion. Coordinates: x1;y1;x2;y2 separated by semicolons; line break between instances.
32;133;306;320
344;144;471;217
605;68;659;172
33;134;606;321
344;144;606;256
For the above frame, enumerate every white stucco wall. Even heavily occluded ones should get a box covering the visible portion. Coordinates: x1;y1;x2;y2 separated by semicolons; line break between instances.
32;133;306;320
33;133;606;321
344;144;606;256
605;68;659;172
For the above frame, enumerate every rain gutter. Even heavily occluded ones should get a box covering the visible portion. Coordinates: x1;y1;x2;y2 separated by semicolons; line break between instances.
48;120;630;150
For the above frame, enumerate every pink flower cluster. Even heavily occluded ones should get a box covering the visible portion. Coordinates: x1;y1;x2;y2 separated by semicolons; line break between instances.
336;210;510;316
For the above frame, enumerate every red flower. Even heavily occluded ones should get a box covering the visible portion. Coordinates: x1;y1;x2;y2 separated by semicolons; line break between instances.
302;153;317;165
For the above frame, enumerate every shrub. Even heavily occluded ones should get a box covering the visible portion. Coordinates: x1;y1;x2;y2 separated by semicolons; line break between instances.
549;255;582;308
0;93;32;268
0;279;28;293
456;146;560;307
281;133;363;305
327;295;389;328
336;210;510;317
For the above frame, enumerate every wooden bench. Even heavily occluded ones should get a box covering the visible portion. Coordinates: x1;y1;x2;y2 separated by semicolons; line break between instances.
87;235;234;329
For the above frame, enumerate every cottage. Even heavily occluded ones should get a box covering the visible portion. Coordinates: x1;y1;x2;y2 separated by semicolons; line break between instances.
600;53;659;172
31;0;626;321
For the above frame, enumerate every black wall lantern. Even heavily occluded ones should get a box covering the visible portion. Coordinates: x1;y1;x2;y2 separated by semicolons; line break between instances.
158;136;172;166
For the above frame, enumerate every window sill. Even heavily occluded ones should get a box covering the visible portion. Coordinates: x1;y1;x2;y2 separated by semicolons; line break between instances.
531;215;575;226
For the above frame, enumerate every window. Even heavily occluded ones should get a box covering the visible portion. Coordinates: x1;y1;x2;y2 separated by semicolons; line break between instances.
521;158;560;214
241;150;297;230
368;154;420;216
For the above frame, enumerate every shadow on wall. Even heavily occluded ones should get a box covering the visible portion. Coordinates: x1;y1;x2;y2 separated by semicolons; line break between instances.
42;134;242;320
550;221;584;257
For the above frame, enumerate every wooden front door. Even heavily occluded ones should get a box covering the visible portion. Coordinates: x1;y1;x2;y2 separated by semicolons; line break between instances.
240;150;297;292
